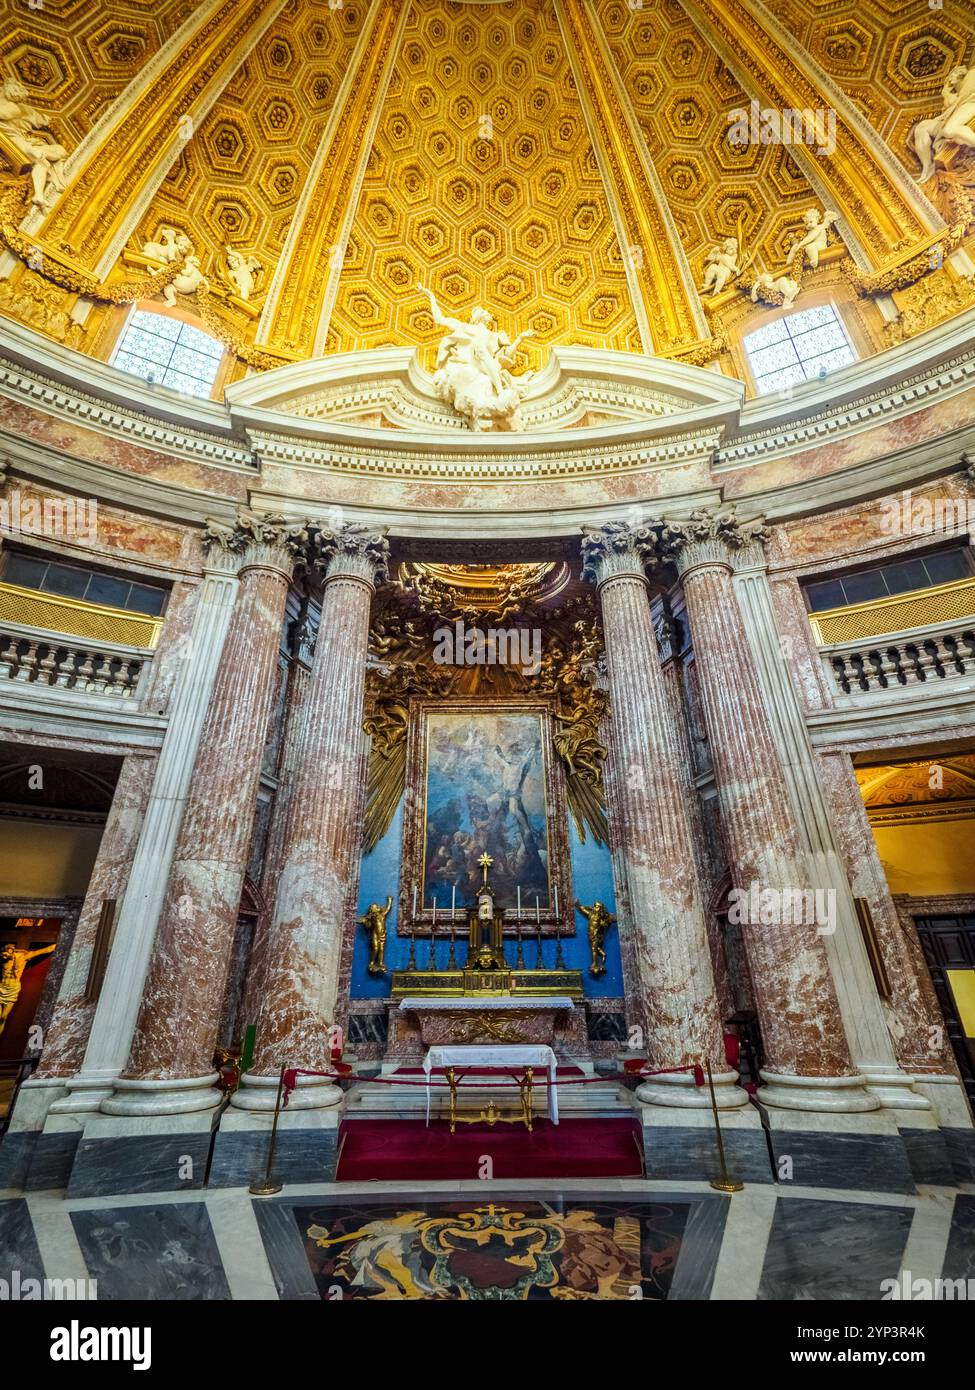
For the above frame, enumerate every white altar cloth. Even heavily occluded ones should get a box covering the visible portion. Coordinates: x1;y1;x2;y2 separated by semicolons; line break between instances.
421;1044;560;1124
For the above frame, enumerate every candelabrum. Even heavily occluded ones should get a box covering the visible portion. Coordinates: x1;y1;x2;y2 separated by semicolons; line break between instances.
536;922;544;970
515;921;526;970
554;929;567;971
406;926;417;972
447;921;458;970
425;930;437;971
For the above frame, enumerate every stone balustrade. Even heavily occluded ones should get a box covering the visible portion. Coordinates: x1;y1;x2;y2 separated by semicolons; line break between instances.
825;620;975;694
0;622;150;697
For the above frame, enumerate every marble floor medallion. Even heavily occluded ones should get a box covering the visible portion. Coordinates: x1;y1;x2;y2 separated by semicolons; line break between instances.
293;1197;691;1300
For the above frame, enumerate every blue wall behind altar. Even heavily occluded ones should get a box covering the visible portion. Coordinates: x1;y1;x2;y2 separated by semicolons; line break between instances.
350;798;623;999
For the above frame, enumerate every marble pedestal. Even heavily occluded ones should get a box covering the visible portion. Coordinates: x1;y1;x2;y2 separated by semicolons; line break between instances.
208;1105;341;1188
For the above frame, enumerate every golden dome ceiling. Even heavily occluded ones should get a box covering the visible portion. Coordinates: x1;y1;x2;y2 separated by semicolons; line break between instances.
1;0;974;382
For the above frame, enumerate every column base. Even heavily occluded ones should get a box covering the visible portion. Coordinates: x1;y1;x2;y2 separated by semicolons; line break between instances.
230;1071;342;1111
858;1067;931;1112
99;1074;222;1116
47;1071;120;1116
209;1104;340;1187
636;1068;749;1109
758;1070;880;1113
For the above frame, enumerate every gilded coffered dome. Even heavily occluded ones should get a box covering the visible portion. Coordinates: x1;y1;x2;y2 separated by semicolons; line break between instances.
1;0;974;398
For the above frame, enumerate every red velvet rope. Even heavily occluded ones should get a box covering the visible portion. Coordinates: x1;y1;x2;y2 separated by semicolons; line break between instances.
280;1061;705;1107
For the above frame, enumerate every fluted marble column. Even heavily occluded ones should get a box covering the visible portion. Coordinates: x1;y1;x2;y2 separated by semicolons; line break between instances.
51;532;243;1115
102;512;304;1116
581;523;744;1108
663;510;875;1112
233;525;389;1110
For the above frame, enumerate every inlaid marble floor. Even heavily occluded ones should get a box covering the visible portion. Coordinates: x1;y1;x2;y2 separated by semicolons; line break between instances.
1;1178;973;1299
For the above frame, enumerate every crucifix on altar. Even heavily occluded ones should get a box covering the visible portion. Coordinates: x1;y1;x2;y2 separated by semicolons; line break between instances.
468;851;506;972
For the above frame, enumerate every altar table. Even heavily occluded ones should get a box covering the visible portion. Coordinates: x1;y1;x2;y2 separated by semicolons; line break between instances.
422;1044;560;1126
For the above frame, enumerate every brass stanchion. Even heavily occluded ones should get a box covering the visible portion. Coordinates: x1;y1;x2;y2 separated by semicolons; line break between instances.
705;1058;743;1193
249;1063;287;1196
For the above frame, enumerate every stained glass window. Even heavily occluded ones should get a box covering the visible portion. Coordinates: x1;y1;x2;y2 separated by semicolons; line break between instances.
111;310;224;398
744;304;857;395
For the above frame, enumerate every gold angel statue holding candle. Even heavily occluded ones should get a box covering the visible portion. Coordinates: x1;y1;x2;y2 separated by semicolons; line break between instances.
575;900;615;976
359;897;393;975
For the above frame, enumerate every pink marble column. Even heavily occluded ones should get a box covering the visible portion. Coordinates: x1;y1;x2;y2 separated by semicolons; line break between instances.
103;512;304;1115
664;510;874;1111
31;754;156;1079
581;523;743;1107
233;525;389;1110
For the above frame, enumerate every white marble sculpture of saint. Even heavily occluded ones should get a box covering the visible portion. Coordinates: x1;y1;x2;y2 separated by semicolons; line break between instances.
0;77;69;213
910;64;975;182
418;283;534;431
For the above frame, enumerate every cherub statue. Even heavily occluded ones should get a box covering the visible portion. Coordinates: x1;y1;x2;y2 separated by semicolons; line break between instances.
141;227;191;266
910;64;975;182
359;896;393;975
701;237;741;295
0;77;69;213
225;247;262;302
786;208;838;271
749;269;802;309
161;252;208;307
418;283;534;431
575;900;615;976
0;940;55;1036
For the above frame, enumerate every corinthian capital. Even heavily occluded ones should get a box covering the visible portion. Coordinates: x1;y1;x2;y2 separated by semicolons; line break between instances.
312;523;390;587
662;508;769;574
580;520;662;585
203;509;305;577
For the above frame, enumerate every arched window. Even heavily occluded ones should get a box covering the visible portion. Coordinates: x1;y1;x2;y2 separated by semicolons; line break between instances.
111;309;224;398
743;304;856;396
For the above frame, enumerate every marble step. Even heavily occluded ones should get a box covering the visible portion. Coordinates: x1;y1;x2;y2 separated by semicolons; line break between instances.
344;1075;633;1119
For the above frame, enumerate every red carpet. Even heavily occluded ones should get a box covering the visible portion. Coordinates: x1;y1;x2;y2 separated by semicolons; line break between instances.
336;1118;645;1181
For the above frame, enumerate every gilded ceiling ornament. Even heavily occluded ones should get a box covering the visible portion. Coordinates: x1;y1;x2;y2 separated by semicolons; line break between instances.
420;283;535;432
0;76;69;215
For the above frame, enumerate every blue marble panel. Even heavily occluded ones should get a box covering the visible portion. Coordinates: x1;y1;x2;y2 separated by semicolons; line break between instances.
642;1124;775;1184
0;1131;35;1191
66;1133;210;1198
0;1197;43;1284
899;1128;956;1188
944;1127;975;1186
766;1130;915;1194
942;1195;975;1283
70;1202;230;1300
208;1127;337;1188
758;1197;912;1300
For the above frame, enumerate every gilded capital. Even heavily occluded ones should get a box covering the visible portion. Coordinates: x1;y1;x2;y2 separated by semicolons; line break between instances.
580;521;661;585
312;523;390;587
662;509;769;575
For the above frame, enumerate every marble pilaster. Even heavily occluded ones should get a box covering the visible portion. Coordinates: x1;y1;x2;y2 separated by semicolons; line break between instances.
580;522;744;1109
103;512;305;1116
232;525;389;1111
664;511;875;1113
49;529;243;1116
